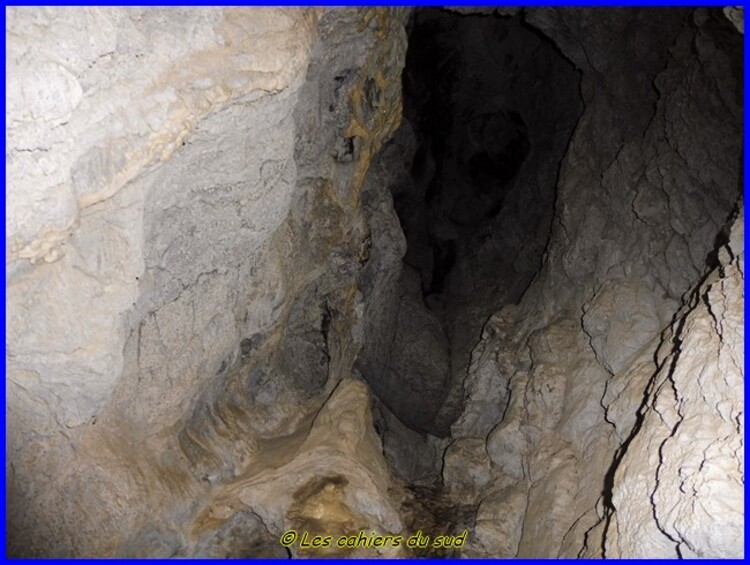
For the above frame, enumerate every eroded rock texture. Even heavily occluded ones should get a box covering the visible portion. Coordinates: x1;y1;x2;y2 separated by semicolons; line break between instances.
8;7;411;557
605;208;744;558
6;6;744;559
448;7;743;558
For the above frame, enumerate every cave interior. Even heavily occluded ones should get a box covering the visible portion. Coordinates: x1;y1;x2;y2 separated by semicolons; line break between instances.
5;6;744;559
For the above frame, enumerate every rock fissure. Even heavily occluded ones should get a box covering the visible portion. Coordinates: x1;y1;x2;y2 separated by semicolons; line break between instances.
6;6;743;559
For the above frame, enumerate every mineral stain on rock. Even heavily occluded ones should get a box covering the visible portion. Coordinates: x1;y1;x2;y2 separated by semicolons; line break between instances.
6;6;744;559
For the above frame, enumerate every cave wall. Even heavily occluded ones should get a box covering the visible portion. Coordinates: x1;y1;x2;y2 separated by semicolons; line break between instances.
7;7;412;557
449;7;743;557
5;6;744;559
606;207;744;557
392;12;585;435
8;8;316;554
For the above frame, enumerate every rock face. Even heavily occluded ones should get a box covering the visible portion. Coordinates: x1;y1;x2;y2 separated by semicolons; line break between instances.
8;8;318;556
448;7;743;558
605;208;744;558
6;6;744;559
7;7;411;557
7;6;317;433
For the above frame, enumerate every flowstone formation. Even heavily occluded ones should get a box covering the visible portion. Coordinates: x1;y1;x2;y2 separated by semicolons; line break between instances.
8;7;412;557
6;6;744;558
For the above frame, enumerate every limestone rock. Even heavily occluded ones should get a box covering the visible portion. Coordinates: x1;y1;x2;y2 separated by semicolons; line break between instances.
7;8;318;265
373;399;447;484
377;291;451;434
191;510;287;558
469;482;527;557
6;6;318;435
443;438;492;504
393;10;584;438
5;6;744;560
582;276;679;375
723;6;744;33
605;208;744;558
6;7;410;557
185;379;408;558
449;7;742;559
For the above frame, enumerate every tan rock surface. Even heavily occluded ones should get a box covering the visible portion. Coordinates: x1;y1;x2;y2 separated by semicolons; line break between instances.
7;7;410;557
5;7;743;559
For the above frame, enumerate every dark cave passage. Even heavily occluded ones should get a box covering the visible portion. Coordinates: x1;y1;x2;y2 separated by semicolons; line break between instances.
363;9;584;438
7;6;744;559
393;10;581;304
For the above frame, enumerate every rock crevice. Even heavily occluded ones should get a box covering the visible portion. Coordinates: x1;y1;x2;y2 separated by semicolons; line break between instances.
6;6;744;558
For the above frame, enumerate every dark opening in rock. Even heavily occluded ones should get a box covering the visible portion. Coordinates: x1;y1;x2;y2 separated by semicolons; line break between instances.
8;7;743;559
366;9;583;437
394;10;581;304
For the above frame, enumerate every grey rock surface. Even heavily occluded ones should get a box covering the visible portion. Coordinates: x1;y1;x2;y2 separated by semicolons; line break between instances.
449;7;743;558
605;208;744;558
5;6;744;560
378;286;451;433
7;7;411;557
